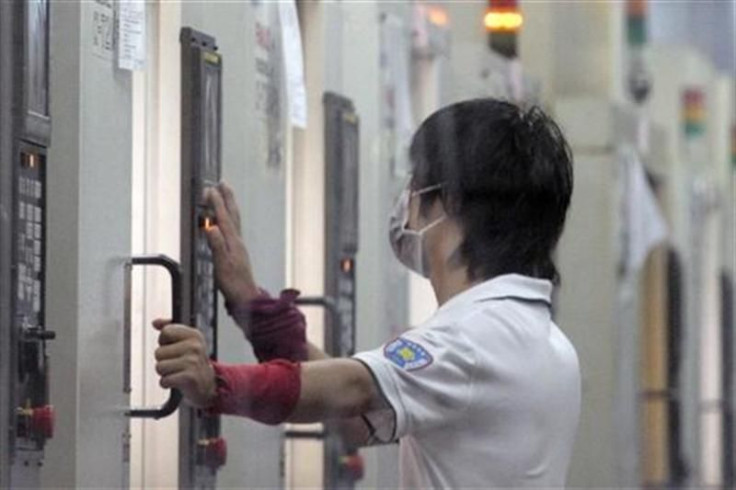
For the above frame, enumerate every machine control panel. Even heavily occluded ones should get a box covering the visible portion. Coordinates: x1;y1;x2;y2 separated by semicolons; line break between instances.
324;93;360;360
323;92;361;489
1;1;53;487
14;148;53;435
180;27;224;489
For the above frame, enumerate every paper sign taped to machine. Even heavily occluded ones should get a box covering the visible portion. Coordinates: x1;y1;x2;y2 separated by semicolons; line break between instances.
279;0;307;128
91;0;114;61
118;0;146;71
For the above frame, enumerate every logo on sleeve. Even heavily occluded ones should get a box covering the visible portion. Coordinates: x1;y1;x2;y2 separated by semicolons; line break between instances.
384;337;433;371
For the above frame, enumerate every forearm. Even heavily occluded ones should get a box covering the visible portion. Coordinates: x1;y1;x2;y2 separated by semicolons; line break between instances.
297;350;376;448
228;287;333;363
307;342;329;361
227;289;309;362
287;359;378;423
209;358;381;429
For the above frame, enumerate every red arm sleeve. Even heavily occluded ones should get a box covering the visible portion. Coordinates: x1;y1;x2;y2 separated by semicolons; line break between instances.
207;360;301;426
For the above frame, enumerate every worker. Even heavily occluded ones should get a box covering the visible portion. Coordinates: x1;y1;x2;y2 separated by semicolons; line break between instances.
152;98;581;488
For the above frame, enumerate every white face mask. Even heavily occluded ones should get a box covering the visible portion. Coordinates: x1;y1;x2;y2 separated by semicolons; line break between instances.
389;183;445;278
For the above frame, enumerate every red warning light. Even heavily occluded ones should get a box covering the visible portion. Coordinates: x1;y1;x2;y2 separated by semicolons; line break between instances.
485;0;521;59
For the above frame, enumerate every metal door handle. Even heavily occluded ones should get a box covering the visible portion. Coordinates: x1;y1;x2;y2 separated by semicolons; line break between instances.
294;296;339;324
124;254;184;419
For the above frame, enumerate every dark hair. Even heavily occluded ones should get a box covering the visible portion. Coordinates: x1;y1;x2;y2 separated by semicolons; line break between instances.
409;98;573;283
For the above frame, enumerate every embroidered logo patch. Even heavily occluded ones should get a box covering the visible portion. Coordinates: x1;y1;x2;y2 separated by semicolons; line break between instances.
384;337;433;371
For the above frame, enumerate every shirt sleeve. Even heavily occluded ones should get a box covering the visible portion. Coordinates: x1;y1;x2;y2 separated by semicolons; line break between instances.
352;325;477;443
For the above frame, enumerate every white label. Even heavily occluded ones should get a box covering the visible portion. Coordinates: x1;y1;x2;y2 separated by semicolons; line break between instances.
91;0;114;61
279;0;307;128
118;0;146;71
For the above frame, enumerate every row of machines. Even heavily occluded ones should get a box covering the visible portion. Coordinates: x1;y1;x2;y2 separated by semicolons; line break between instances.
0;3;363;487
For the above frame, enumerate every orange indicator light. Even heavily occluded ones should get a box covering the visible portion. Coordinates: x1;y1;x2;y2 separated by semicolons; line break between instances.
341;259;353;273
484;10;523;32
427;7;449;27
23;153;37;168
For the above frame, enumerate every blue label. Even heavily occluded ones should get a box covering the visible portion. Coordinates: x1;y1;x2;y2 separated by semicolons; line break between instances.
384;337;433;371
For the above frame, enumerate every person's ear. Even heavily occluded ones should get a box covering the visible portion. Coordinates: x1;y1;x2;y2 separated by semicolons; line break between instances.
444;218;466;269
407;193;422;230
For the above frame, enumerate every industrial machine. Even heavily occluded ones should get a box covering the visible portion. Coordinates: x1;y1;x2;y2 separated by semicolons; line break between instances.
286;92;364;488
321;92;363;488
0;1;55;487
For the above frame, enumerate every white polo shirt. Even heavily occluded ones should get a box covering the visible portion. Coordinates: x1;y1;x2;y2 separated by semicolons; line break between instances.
353;274;581;489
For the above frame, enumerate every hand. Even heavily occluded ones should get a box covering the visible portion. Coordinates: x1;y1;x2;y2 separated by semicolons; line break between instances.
152;319;217;409
204;182;260;306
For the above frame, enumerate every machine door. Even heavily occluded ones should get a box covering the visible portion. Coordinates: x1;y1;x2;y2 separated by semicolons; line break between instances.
179;27;226;489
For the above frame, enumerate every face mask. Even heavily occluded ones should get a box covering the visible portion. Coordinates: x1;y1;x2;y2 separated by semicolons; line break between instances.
389;183;445;278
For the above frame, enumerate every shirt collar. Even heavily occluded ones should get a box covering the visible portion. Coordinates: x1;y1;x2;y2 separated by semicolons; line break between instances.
435;274;553;316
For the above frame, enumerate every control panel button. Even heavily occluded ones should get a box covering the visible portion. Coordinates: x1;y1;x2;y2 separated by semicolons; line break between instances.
31;405;55;439
16;405;55;440
339;453;364;481
197;437;227;469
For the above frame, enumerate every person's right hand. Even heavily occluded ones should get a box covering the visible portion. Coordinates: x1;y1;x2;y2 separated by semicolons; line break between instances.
204;182;260;307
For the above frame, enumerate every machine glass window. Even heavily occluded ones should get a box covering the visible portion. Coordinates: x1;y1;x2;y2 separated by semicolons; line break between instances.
27;0;49;117
203;63;220;182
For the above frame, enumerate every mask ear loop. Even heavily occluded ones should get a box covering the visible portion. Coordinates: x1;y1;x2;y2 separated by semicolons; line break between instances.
409;183;446;232
411;183;445;197
417;214;446;234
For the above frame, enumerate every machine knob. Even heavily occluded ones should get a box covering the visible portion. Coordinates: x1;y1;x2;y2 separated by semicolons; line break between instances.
339;453;364;481
31;405;55;439
198;437;227;469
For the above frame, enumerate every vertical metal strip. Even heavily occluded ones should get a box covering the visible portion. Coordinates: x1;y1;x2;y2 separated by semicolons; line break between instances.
0;1;14;487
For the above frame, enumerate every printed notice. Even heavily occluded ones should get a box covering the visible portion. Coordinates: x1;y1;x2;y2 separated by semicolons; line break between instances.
91;0;114;61
254;2;285;171
118;0;146;71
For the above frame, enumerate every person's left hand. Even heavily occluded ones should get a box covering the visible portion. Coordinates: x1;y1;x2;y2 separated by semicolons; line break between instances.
152;319;217;409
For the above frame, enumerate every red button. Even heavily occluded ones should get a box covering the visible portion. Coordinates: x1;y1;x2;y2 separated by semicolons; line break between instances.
31;405;54;439
340;453;364;481
204;437;227;469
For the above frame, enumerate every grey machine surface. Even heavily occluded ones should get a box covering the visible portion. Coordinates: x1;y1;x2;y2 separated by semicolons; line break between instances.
0;0;55;487
179;27;227;489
